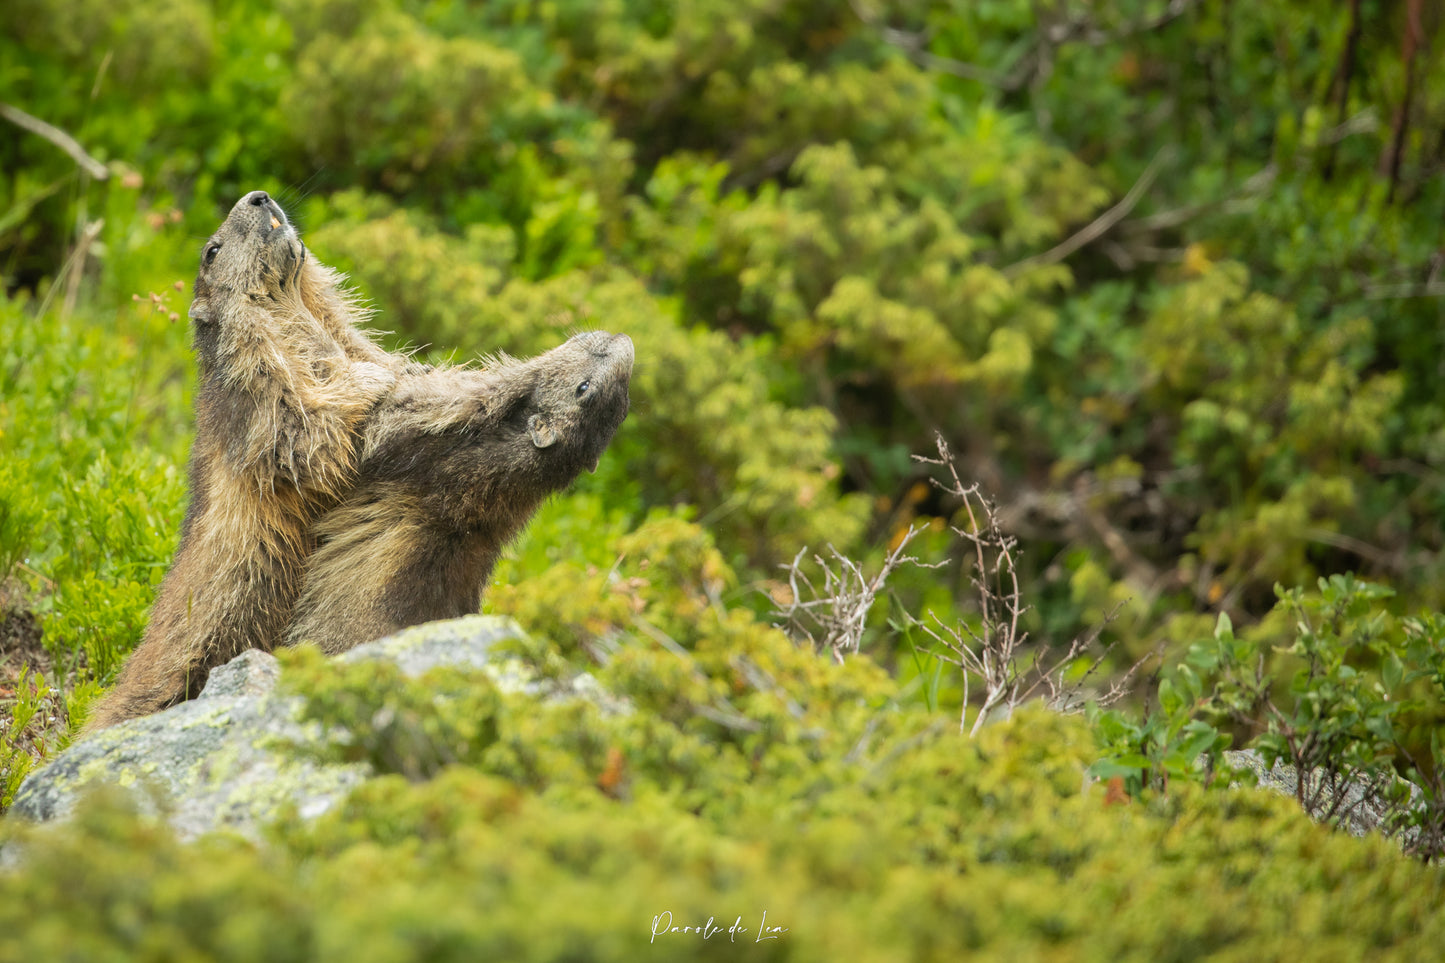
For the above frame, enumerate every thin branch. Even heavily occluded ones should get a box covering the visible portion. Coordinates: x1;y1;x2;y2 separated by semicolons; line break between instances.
909;48;1011;86
851;0;1201;93
35;218;104;321
1120;110;1375;242
912;433;1142;735
1004;147;1171;278
1122;163;1278;235
1042;0;1201;47
1380;0;1424;203
61;219;105;320
692;703;763;733
773;523;941;664
1300;527;1402;570
1323;0;1363;180
1365;282;1445;300
0;103;109;180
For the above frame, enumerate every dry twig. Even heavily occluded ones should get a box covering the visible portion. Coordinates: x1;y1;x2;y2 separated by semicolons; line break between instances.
1004;147;1171;278
0;103;109;180
774;523;941;665
914;433;1138;735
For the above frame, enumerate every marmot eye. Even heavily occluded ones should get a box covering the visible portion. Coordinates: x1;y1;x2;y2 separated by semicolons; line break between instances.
576;380;591;397
203;243;221;265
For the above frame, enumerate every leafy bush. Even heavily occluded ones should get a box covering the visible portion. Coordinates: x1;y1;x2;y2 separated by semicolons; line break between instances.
282;11;555;194
0;280;189;796
305;206;869;567
1094;574;1445;861
5;697;1445;960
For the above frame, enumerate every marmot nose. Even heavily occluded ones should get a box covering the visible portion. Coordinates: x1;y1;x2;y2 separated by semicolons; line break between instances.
245;190;270;207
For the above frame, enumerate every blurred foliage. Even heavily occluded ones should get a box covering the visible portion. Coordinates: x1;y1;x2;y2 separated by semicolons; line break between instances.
3;0;1445;935
11;715;1445;960
6;576;1445;958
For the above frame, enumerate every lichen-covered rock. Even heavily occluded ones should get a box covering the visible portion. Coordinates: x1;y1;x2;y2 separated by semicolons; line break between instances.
1224;748;1424;844
8;615;588;841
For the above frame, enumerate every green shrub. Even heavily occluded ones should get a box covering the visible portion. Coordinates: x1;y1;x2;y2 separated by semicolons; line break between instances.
307;207;869;567
0;293;188;673
282;11;548;193
1095;574;1445;860
5;700;1444;961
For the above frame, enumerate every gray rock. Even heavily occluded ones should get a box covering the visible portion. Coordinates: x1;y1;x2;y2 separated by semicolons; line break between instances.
7;615;603;842
1224;749;1423;844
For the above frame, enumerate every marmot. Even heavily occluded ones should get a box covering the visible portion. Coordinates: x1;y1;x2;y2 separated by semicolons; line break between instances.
85;191;400;730
283;330;633;652
88;192;632;728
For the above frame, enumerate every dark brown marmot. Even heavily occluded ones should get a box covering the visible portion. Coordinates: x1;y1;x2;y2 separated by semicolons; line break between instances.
85;191;400;731
284;330;633;653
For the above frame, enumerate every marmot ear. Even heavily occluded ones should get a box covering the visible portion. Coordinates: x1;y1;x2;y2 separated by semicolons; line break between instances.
527;413;558;449
187;298;212;323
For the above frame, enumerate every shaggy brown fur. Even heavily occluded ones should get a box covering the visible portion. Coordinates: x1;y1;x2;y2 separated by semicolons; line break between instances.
85;191;402;731
284;331;633;653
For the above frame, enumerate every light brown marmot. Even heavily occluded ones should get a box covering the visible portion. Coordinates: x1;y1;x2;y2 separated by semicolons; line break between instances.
85;191;400;730
284;330;633;652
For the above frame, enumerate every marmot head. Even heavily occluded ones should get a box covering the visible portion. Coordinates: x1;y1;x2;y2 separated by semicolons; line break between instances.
522;330;633;481
188;190;305;326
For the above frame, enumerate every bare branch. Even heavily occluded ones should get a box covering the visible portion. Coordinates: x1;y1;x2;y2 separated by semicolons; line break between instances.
913;433;1141;735
850;0;1202;93
34;218;104;321
1122;163;1278;235
61;219;105;321
914;434;1033;734
1004;147;1171;278
1119;111;1375;240
0;103;109;181
773;522;941;664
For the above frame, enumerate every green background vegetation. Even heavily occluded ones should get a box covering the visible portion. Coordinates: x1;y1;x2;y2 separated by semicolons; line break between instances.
2;0;1445;954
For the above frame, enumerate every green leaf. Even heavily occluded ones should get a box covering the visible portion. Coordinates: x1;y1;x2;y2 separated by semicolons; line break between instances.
1088;759;1146;781
1381;654;1404;693
1213;611;1234;641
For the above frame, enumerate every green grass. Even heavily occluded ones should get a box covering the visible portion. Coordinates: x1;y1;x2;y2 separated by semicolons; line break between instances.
0;280;193;803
